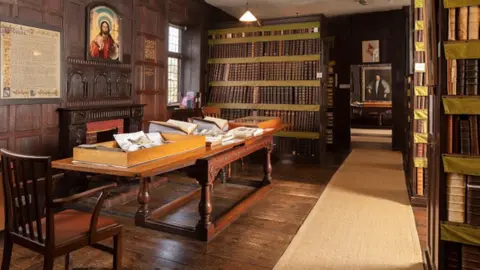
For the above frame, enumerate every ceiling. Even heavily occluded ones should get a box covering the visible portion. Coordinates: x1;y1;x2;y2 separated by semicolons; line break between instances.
205;0;410;19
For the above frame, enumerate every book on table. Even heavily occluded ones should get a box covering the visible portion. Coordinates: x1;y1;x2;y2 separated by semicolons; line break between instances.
191;116;229;132
148;119;198;135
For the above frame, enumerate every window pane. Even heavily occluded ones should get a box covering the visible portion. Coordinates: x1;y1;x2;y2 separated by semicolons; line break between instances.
168;26;180;53
168;57;179;104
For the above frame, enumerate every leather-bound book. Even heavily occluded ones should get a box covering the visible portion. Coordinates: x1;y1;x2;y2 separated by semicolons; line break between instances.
461;118;472;155
467;176;480;226
470;116;480;155
458;7;469;41
449;8;456;41
417;168;424;196
446;173;466;223
462;244;480;270
445;242;461;269
458;60;467;95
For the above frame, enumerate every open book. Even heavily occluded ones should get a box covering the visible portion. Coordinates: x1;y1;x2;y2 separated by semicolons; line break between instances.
191;116;229;132
149;119;198;135
227;127;264;139
195;129;234;146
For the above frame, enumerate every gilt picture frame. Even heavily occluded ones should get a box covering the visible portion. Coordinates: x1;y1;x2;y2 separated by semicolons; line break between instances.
86;3;122;63
361;64;392;103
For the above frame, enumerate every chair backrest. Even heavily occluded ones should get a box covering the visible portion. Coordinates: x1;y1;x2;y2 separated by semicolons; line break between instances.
202;106;221;118
0;149;54;247
96;127;119;143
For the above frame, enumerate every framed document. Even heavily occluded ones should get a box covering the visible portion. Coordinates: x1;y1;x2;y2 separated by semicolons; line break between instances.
0;20;62;104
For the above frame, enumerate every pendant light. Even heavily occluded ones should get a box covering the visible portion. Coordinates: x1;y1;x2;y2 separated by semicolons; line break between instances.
239;1;257;22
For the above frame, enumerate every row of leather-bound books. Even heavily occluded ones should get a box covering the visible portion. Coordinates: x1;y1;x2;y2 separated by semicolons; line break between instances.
445;116;480;225
209;28;317;40
445;5;480;230
208;61;319;81
447;6;480;96
219;109;252;121
273;137;320;157
257;110;320;132
208;39;321;59
413;1;427;197
209;87;255;104
208;86;320;105
445;243;480;269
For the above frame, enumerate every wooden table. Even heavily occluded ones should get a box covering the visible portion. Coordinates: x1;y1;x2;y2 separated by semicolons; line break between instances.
52;126;283;241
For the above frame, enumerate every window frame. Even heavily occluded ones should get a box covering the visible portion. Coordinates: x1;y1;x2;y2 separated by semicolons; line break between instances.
167;24;184;105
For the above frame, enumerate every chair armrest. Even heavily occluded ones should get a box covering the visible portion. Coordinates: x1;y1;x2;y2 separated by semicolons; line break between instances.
52;183;117;207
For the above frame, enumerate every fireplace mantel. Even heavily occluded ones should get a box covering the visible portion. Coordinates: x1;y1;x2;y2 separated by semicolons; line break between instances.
58;104;145;158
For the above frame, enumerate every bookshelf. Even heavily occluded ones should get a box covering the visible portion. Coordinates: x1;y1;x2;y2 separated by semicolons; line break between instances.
207;19;326;161
408;0;429;206
426;0;480;268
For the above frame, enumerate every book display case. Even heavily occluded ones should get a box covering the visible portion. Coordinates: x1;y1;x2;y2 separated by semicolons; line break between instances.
410;0;430;205
426;0;480;268
207;19;326;161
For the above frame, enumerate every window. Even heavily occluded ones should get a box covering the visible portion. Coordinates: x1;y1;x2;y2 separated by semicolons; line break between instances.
168;25;182;104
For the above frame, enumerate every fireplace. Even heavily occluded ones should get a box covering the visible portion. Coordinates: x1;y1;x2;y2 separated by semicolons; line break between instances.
58;104;145;158
86;119;124;144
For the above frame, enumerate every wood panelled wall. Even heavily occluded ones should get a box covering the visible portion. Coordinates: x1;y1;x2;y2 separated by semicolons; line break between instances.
327;8;409;151
0;0;233;158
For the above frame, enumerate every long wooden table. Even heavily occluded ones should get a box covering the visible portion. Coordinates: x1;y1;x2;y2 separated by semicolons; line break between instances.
52;126;283;241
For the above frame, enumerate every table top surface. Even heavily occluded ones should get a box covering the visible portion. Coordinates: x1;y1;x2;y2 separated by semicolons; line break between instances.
52;125;284;178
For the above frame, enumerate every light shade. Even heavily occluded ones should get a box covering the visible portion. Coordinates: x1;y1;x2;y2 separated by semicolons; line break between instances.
239;10;257;22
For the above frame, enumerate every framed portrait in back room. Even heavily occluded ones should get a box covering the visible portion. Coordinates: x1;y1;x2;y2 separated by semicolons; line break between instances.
361;64;392;103
362;40;379;63
86;3;122;62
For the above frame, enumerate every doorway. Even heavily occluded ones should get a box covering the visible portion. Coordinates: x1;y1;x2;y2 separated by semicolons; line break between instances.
350;64;393;150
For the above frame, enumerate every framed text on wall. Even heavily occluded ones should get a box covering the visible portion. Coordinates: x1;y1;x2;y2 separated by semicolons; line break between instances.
0;20;62;104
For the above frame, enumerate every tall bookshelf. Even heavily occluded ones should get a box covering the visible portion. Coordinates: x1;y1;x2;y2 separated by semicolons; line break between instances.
207;19;326;161
426;0;480;268
409;0;430;206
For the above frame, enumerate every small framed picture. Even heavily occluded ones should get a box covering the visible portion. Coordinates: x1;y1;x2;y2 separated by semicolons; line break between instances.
362;40;379;63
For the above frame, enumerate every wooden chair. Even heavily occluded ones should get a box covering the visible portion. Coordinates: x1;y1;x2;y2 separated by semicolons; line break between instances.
202;106;221;118
0;149;123;270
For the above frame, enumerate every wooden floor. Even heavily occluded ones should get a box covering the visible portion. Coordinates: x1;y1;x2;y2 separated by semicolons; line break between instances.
0;150;428;269
0;154;346;270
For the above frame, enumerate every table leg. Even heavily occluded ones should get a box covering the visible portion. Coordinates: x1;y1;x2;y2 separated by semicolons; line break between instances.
263;141;273;185
136;177;151;224
196;181;213;239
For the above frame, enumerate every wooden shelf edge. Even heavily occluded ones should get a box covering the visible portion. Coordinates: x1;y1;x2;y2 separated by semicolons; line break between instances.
444;40;480;60
210;80;321;87
208;55;321;64
441;221;480;247
444;0;480;9
442;154;480;176
208;21;320;35
274;131;320;139
208;32;321;45
442;96;480;115
208;103;320;111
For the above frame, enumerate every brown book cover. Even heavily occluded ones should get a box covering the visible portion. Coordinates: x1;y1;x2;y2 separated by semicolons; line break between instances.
445;242;461;270
462;244;480;270
461;118;472;155
467;176;480;226
447;173;466;223
458;7;469;41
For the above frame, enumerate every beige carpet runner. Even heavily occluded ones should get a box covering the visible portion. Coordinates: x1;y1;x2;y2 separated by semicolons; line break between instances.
274;149;423;270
